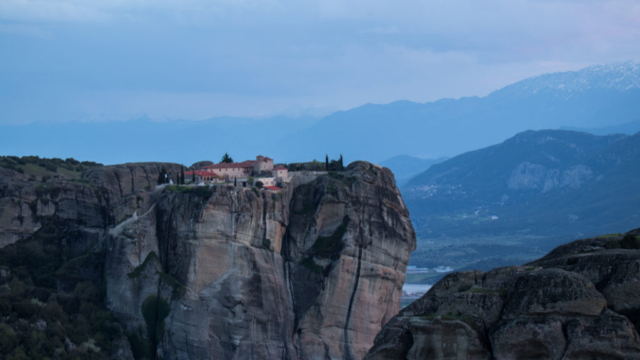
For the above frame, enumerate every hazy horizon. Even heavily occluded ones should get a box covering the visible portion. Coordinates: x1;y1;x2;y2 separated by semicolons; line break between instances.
3;0;640;125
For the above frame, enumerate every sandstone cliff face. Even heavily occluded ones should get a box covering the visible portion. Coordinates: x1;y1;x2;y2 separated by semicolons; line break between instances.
105;161;416;360
0;162;183;249
0;161;414;359
366;230;640;360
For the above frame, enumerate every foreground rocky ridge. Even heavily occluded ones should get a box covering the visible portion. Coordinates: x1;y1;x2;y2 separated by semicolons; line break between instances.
366;229;640;360
0;161;416;360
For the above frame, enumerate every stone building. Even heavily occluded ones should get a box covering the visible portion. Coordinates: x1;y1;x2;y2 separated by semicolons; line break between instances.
273;166;288;178
200;155;275;179
252;155;274;174
184;170;221;183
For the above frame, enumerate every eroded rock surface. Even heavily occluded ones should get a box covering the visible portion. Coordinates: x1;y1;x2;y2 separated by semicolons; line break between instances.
0;161;415;360
366;230;640;360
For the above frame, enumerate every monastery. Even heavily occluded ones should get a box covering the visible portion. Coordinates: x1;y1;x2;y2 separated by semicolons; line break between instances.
185;155;289;189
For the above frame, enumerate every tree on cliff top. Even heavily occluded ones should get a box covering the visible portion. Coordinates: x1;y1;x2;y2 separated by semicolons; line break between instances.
157;166;167;185
221;153;233;163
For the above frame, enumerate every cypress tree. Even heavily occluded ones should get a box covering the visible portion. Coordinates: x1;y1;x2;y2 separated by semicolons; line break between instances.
339;155;344;170
158;166;167;185
326;154;329;171
234;177;237;187
181;166;185;185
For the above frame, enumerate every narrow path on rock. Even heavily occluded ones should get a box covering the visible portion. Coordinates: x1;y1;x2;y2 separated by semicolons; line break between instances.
109;203;156;236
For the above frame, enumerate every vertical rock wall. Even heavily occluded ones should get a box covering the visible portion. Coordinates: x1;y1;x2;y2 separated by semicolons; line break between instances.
103;161;416;360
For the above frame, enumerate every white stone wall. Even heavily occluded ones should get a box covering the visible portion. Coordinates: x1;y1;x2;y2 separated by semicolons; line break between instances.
215;167;250;178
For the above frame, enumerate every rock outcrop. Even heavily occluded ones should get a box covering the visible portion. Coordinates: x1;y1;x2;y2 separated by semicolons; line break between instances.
106;161;415;360
366;230;640;360
0;161;415;360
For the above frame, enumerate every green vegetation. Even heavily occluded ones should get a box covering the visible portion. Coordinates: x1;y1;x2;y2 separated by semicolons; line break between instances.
310;216;349;258
301;257;324;274
418;312;482;331
599;233;623;238
0;156;102;179
328;172;356;187
287;161;326;172
127;252;186;300
620;234;640;249
326;181;338;196
128;295;171;360
221;153;233;164
466;287;508;295
142;295;170;344
263;238;272;251
255;181;264;189
158;272;187;300
0;218;125;359
56;253;91;276
0;276;123;359
127;252;160;279
157;166;167;185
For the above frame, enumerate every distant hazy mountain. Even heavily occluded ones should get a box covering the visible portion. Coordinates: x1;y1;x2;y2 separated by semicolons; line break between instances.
2;61;640;166
0;115;321;165
378;155;447;187
560;119;640;136
402;129;640;269
277;61;640;163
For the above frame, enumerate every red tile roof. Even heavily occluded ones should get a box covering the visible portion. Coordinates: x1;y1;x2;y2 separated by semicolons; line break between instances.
198;156;273;170
274;167;287;170
202;161;254;169
264;186;282;191
185;170;219;177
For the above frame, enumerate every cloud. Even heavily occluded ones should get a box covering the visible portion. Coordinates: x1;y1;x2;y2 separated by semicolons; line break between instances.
0;23;51;37
358;26;399;35
1;0;640;124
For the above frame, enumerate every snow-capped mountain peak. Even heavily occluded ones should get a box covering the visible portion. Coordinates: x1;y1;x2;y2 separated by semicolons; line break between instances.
492;60;640;98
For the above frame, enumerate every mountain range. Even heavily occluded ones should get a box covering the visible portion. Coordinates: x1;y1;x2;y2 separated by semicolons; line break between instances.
276;60;640;162
402;129;640;273
378;155;448;187
1;61;640;165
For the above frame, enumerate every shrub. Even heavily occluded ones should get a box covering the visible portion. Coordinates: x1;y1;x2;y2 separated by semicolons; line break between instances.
0;323;17;354
301;257;324;274
141;295;170;344
13;300;41;319
310;216;349;258
255;181;264;189
0;297;12;316
620;234;640;249
65;158;80;165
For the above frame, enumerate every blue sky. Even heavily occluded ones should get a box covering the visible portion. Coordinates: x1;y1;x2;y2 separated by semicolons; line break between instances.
2;0;640;124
